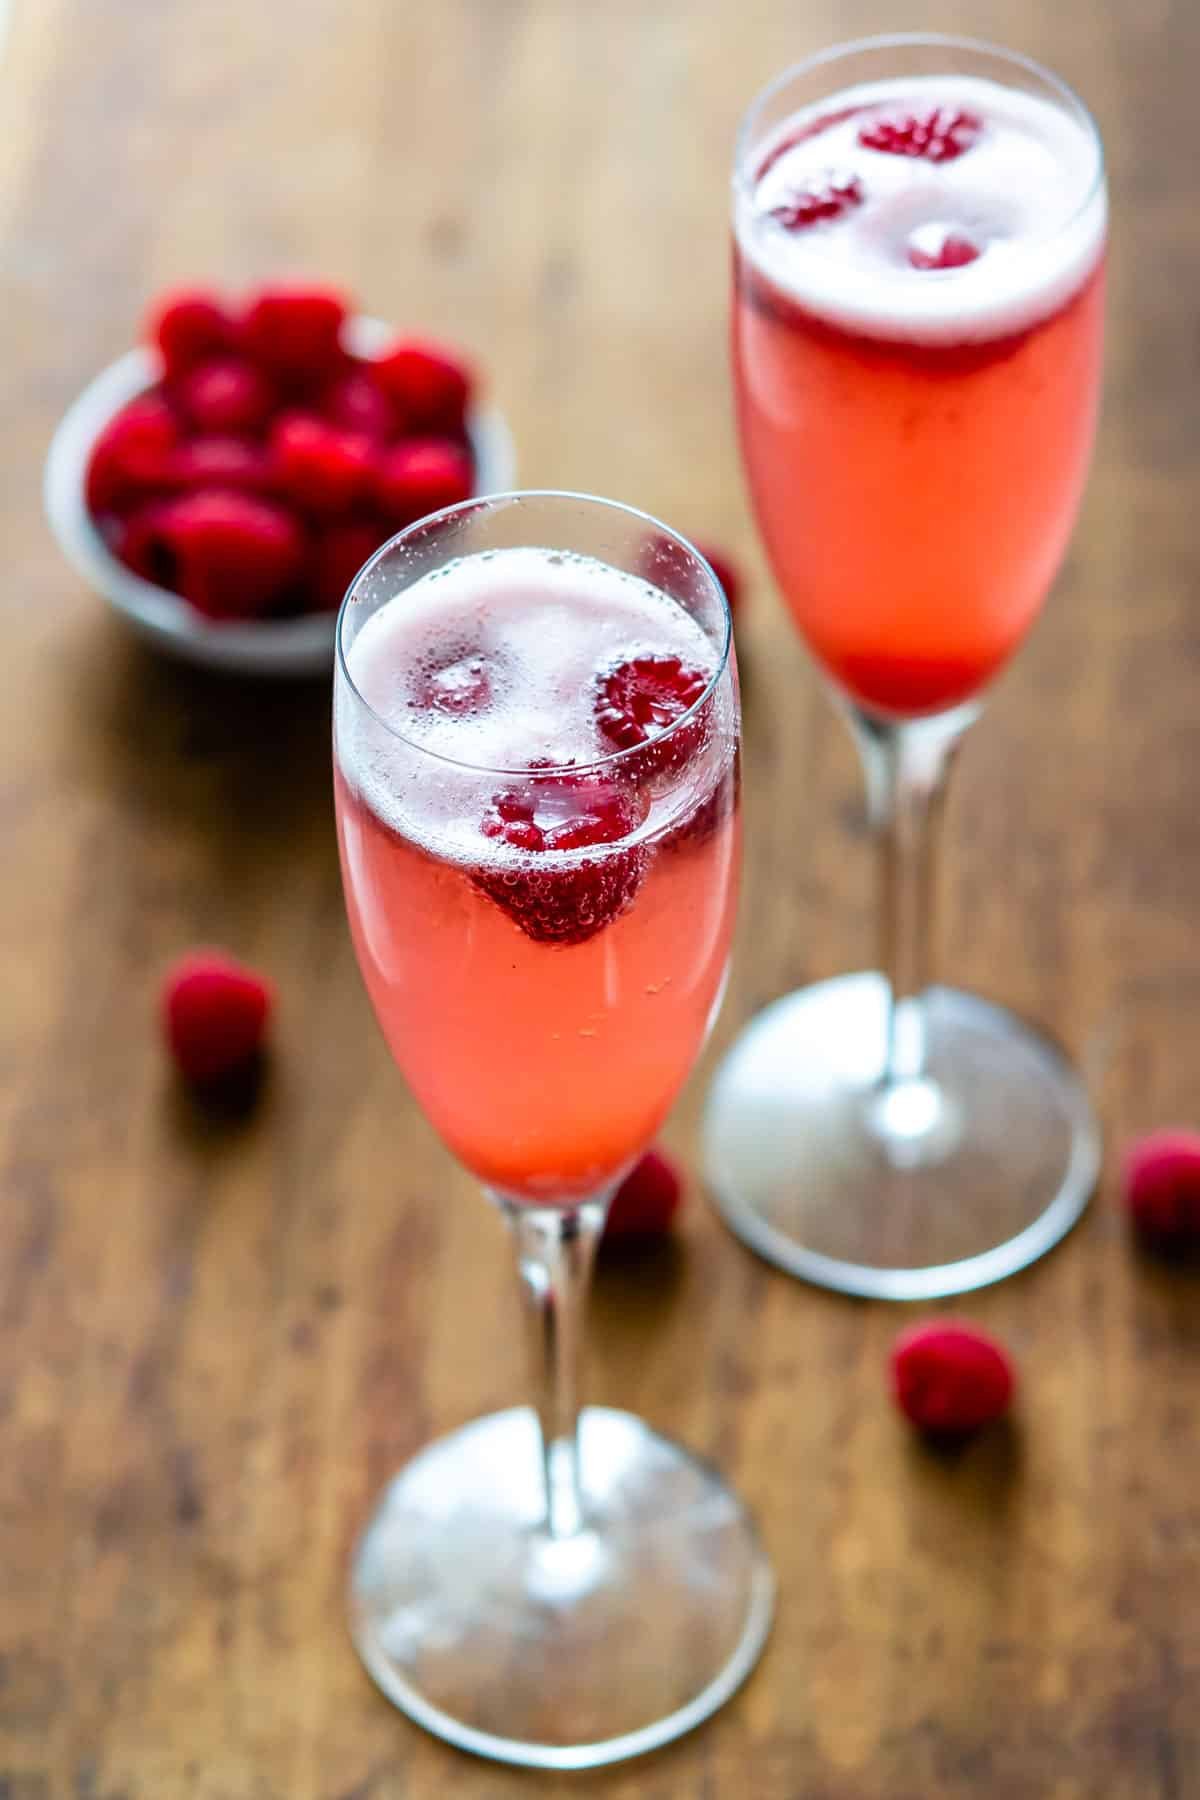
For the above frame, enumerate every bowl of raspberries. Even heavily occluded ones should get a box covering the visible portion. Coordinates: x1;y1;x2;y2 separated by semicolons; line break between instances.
44;282;514;676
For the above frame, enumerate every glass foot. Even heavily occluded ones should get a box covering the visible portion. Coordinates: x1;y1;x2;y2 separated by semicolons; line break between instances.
703;974;1100;1300
348;1406;775;1770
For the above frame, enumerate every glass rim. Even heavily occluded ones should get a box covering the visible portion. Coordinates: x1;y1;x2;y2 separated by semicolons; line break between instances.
334;488;734;779
732;31;1106;247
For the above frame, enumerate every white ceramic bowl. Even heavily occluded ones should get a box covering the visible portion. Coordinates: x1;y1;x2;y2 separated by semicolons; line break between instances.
43;316;516;678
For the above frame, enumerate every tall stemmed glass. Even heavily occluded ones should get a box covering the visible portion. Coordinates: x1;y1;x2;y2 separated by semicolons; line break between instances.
706;36;1107;1298
334;492;772;1769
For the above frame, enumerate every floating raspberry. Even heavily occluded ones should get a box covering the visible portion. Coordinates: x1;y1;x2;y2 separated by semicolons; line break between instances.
240;283;349;381
412;650;494;716
270;413;373;516
146;287;235;378
859;106;982;163
474;771;649;945
321;366;398;441
890;1321;1015;1439
604;1148;684;1239
175;357;276;436
162;949;273;1087
594;653;709;772
375;438;474;525
163;437;275;495
372;338;474;433
85;394;179;514
310;522;384;611
157;490;305;619
660;752;739;854
695;542;744;616
1123;1131;1200;1259
769;173;864;230
907;225;981;271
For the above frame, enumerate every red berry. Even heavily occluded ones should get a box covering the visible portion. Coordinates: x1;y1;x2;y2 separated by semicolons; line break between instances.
157;490;305;619
1123;1130;1200;1258
321;365;398;441
890;1322;1015;1438
310;522;384;611
695;542;744;616
174;357;276;436
240;283;349;381
162;949;273;1087
270;413;373;516
107;503;174;586
769;173;864;230
412;650;495;716
372;338;474;433
474;770;649;945
85;395;179;515
375;438;474;525
146;287;235;378
594;653;709;770
163;436;275;495
907;227;981;272
859;107;982;163
605;1148;684;1239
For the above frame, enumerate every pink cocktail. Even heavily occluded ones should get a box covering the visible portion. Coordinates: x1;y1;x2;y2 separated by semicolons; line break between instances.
334;493;771;1767
705;38;1107;1300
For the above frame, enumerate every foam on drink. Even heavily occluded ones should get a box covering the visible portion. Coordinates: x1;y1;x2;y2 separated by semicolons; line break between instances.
338;546;720;859
736;75;1106;345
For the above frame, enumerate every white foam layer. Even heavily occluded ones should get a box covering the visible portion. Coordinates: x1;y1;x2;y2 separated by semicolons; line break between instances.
338;546;719;862
736;74;1106;345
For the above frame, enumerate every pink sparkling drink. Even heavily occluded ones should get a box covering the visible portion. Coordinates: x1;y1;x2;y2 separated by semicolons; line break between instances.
334;545;739;1202
733;72;1107;717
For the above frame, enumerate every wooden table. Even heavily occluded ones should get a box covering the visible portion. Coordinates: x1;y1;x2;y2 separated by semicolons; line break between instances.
2;0;1197;1793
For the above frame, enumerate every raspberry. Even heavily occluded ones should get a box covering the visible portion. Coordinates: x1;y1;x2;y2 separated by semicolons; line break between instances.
321;366;398;441
270;413;373;516
145;287;235;378
594;653;709;771
107;503;174;587
474;770;649;945
412;650;494;716
175;357;276;436
371;338;474;433
157;490;305;619
859;106;982;163
1123;1131;1200;1258
240;283;349;381
85;395;179;515
769;173;863;230
695;541;744;616
907;226;981;271
604;1148;684;1239
890;1322;1015;1438
163;437;275;495
375;438;474;525
162;949;273;1087
660;751;740;853
310;522;385;611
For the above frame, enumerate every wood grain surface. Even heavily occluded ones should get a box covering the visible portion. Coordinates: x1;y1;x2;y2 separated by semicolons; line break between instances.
2;0;1198;1794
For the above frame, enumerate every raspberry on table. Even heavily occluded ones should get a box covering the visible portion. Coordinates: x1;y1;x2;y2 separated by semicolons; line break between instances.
146;287;235;378
156;490;306;619
604;1148;684;1239
372;337;474;434
161;949;273;1088
890;1321;1015;1438
1122;1130;1200;1258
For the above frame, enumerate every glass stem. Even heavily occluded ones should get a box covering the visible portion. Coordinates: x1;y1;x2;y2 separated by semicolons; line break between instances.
506;1196;610;1540
848;705;974;1090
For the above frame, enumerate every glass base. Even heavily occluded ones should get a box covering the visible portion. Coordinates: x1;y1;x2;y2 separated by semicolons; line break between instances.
348;1406;775;1770
703;974;1100;1300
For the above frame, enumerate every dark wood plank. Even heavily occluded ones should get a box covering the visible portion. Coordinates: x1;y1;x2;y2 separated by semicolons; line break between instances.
0;0;1198;1793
